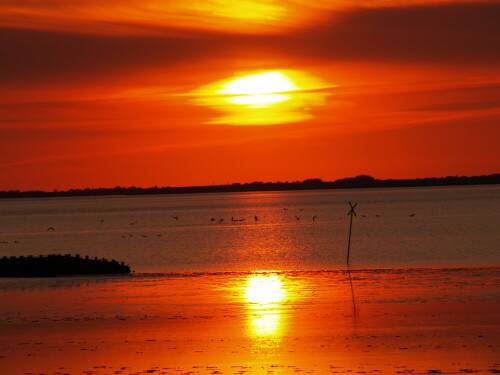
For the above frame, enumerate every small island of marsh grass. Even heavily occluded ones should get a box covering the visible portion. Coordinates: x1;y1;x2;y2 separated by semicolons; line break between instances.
0;254;131;277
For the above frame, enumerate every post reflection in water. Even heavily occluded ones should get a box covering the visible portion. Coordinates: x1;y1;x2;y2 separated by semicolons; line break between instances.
243;272;286;343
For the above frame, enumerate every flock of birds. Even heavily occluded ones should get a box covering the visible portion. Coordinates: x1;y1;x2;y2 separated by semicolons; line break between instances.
0;209;417;244
50;209;417;231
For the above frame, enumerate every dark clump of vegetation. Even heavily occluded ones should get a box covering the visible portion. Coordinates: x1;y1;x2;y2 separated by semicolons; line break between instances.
0;174;498;199
0;254;131;277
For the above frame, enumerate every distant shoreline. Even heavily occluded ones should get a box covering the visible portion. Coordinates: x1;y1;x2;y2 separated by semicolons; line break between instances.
1;174;498;199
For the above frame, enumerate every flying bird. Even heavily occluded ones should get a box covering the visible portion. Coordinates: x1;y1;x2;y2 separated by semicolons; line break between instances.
46;227;55;232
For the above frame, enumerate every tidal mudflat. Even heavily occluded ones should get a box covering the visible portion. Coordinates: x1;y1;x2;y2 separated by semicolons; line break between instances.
1;268;498;375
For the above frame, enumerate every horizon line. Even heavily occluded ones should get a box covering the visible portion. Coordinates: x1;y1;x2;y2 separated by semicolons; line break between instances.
2;173;499;195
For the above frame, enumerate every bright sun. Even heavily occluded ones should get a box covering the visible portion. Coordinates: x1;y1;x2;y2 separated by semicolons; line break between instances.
192;69;332;125
218;71;299;107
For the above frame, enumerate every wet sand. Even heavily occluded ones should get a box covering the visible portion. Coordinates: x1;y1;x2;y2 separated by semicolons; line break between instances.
0;268;498;375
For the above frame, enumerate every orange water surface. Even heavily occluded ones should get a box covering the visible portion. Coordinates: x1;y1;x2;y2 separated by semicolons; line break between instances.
0;268;498;375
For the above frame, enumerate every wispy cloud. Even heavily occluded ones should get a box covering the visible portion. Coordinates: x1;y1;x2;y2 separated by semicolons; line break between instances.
2;2;498;87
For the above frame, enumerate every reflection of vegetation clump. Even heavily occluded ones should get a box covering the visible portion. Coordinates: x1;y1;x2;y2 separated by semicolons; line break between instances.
0;174;498;198
0;254;131;277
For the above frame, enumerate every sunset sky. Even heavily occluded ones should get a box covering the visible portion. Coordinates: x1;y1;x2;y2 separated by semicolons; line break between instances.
1;0;499;191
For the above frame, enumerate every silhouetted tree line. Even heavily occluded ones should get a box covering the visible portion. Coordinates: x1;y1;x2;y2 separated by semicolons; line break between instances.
1;174;498;199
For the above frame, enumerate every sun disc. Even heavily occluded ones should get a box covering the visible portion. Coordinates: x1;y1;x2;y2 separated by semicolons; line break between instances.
224;94;290;106
191;69;333;125
218;72;298;96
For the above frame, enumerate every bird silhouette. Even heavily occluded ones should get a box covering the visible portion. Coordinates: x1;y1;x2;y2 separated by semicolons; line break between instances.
312;216;318;221
46;227;55;232
294;216;301;221
129;221;137;225
172;216;179;220
210;218;215;222
410;213;415;217
254;216;259;221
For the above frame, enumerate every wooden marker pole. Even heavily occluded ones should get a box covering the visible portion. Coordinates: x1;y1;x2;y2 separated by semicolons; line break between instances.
346;201;358;266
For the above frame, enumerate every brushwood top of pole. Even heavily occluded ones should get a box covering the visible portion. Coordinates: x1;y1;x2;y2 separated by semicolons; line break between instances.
348;201;358;216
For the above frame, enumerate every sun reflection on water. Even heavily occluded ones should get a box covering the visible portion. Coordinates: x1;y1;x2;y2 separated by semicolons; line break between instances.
243;272;285;340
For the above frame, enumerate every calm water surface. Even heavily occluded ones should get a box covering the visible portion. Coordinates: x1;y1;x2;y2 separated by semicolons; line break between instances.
0;187;499;374
0;185;498;272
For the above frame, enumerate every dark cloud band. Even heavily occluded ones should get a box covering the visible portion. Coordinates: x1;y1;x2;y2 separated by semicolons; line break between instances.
1;2;499;85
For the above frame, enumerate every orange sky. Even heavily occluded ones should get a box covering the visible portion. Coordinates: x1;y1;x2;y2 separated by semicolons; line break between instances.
0;0;499;190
